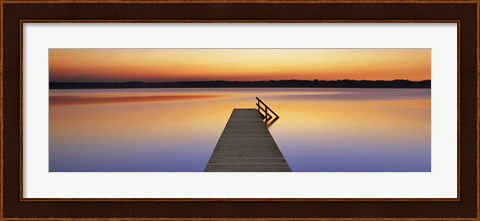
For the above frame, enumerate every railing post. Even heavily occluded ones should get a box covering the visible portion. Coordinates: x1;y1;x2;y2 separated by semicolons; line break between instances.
265;107;268;121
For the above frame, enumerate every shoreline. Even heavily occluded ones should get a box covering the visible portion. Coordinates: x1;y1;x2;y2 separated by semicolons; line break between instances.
50;80;431;89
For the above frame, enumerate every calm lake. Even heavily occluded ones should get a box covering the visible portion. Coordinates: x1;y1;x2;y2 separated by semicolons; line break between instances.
49;88;431;172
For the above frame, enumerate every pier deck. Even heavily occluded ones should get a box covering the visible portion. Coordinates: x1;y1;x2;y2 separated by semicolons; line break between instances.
204;108;291;172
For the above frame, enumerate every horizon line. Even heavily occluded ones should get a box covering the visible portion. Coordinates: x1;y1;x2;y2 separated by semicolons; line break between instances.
50;79;431;83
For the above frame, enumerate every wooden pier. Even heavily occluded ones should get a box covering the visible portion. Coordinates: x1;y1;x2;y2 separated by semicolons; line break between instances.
204;98;291;172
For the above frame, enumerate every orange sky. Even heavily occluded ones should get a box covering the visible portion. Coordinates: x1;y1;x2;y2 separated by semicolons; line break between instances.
49;49;431;82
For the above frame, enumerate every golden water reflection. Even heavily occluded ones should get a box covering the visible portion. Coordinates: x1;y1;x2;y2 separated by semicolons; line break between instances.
49;88;430;172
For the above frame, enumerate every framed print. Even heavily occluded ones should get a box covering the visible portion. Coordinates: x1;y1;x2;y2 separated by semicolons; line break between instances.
1;0;478;220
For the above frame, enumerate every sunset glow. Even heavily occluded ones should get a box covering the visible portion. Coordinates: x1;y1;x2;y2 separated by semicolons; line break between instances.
49;49;431;82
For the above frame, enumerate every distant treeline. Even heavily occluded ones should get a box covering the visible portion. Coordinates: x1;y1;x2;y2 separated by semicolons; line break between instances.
50;79;431;89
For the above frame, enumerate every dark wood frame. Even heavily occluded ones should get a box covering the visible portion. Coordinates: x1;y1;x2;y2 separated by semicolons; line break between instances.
1;0;478;220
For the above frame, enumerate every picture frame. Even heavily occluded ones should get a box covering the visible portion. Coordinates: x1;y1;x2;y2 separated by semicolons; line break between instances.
1;0;478;220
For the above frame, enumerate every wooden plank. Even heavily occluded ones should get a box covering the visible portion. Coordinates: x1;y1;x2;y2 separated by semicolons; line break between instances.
205;108;291;172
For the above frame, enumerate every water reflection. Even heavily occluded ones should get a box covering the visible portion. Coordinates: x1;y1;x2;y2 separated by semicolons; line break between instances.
49;88;430;172
50;94;222;106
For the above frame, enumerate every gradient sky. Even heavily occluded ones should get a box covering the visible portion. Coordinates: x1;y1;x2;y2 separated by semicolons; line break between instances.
49;49;431;82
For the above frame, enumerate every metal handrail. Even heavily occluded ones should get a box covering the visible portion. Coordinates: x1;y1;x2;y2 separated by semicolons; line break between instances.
256;97;279;122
